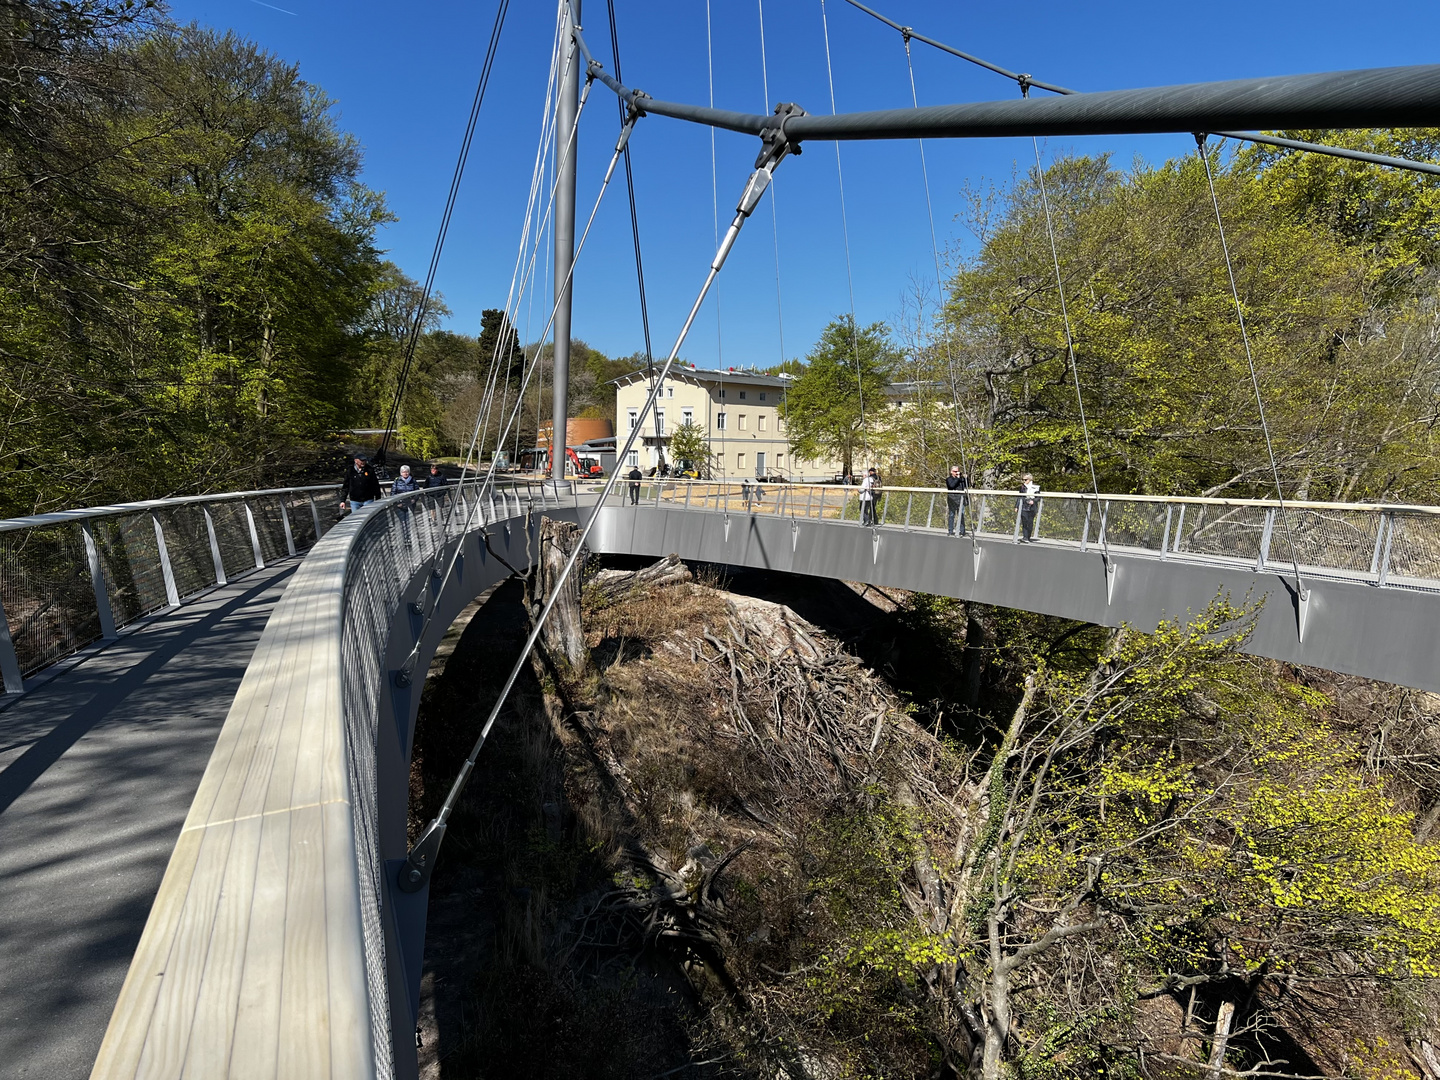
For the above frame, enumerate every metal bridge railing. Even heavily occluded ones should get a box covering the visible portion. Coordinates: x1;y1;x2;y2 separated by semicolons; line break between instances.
0;485;345;694
635;479;1440;590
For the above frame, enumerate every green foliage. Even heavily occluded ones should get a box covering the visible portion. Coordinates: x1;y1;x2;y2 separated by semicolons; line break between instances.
781;315;899;476
942;145;1440;501
0;10;390;513
667;421;710;475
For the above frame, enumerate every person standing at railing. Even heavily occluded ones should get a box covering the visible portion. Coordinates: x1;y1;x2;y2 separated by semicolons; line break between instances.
341;455;382;513
1017;473;1041;543
945;465;969;537
392;464;420;545
627;464;643;505
859;467;879;526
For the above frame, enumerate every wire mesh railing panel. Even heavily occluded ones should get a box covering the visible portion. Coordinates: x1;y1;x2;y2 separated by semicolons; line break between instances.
0;525;101;675
210;501;257;579
1171;503;1268;563
1267;507;1384;576
282;493;317;550
250;498;288;563
94;514;169;625
1099;500;1168;553
1385;514;1440;584
156;506;217;599
1034;498;1091;543
974;495;1020;537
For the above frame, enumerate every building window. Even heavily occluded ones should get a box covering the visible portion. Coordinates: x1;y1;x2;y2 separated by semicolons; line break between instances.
656;409;665;434
738;414;748;431
777;454;784;467
716;412;727;431
627;450;639;467
718;389;726;399
739;391;747;400
758;415;768;432
627;409;638;431
667;386;674;398
682;408;693;426
736;452;746;470
759;392;767;401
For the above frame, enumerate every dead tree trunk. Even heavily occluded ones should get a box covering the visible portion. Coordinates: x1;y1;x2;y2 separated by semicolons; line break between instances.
527;516;587;671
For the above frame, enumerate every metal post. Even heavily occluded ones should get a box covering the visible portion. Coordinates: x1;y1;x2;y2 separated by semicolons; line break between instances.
903;493;913;531
550;0;581;483
0;592;24;695
927;493;936;531
1172;505;1186;555
1377;513;1396;586
1368;513;1388;576
203;506;227;585
243;501;265;569
1033;498;1043;539
975;494;987;536
1081;502;1092;552
308;494;324;544
1012;500;1022;542
279;498;297;557
1160;505;1173;560
80;521;117;639
1256;508;1275;572
152;514;181;608
1097;502;1110;548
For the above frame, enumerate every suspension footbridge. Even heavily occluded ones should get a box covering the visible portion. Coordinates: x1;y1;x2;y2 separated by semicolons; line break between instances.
2;2;1439;1075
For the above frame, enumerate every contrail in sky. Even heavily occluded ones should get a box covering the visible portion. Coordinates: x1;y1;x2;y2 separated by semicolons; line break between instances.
247;0;298;14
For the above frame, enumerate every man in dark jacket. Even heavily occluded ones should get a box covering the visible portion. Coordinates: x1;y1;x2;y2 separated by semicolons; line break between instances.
945;465;969;536
423;463;449;488
342;456;382;512
627;464;643;505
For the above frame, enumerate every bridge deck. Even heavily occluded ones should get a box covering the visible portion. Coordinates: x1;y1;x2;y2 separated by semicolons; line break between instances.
0;561;300;1079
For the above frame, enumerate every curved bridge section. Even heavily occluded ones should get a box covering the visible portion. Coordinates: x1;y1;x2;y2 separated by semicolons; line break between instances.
72;481;1440;1079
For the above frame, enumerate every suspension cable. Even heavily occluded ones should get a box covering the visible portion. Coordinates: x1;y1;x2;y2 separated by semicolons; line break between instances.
818;0;871;471
1197;134;1306;597
757;0;789;385
605;0;662;469
376;0;511;465
902;31;971;482
1031;131;1107;556
398;93;637;685
428;58;591;563
840;0;1440;178
401;148;793;892
707;0;725;477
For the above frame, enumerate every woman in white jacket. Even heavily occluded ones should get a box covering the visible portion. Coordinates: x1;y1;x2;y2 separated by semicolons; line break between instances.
1017;472;1041;542
859;467;879;526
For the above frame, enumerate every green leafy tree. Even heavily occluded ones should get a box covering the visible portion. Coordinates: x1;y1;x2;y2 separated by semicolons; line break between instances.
781;315;898;476
942;149;1440;502
668;421;710;477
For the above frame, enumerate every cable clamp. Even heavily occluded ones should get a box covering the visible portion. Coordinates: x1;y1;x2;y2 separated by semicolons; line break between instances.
753;101;806;170
1018;74;1032;97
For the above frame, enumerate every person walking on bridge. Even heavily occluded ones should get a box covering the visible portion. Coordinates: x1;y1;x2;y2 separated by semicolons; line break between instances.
945;465;969;537
423;462;449;489
342;455;381;513
859;467;879;527
1017;472;1041;543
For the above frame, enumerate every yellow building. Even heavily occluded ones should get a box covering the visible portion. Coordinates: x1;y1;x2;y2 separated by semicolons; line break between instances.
611;367;842;480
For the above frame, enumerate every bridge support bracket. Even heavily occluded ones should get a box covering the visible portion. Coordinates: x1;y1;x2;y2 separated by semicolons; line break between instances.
791;519;799;553
871;528;881;564
972;540;981;582
1104;557;1117;605
1297;585;1312;644
723;514;731;543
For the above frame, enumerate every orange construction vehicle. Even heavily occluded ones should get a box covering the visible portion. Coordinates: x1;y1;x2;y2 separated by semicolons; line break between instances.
566;447;604;478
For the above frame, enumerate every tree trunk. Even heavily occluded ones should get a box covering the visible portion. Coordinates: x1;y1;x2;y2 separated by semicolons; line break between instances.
527;516;587;670
982;911;1011;1080
1206;1001;1236;1078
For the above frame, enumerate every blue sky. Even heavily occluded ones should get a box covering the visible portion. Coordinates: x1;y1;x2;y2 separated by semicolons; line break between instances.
169;0;1439;369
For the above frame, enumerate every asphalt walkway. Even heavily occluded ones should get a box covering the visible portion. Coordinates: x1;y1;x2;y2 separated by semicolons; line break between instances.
0;561;299;1079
